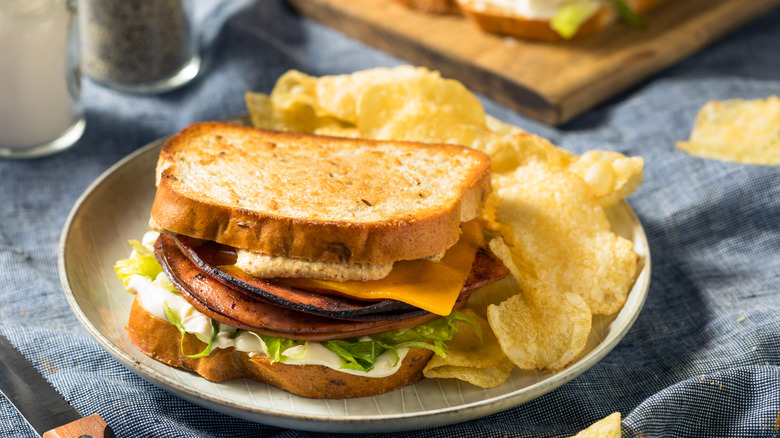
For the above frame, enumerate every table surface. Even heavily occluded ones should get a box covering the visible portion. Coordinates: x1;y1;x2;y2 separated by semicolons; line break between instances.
1;1;778;437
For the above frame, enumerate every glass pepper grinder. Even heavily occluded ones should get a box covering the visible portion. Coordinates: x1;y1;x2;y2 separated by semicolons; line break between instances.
77;0;200;94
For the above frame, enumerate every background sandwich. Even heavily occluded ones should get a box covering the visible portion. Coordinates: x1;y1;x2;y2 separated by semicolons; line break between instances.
398;0;669;41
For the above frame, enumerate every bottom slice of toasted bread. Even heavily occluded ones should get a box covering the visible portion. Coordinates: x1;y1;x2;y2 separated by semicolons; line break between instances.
126;296;434;399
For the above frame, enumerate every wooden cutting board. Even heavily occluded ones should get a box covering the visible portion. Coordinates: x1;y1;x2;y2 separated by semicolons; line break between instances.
287;0;780;125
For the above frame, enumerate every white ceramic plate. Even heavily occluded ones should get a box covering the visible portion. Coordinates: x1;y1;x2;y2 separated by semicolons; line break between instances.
58;133;651;433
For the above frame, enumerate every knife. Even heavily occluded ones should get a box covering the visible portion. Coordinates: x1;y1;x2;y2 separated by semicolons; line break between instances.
0;333;114;438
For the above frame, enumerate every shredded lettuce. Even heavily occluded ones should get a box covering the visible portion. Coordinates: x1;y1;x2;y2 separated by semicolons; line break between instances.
164;302;219;359
607;0;648;29
152;272;180;295
114;239;179;295
170;311;478;372
323;339;399;372
253;332;301;363
323;311;480;372
233;330;303;363
114;240;162;286
372;311;480;357
550;1;600;39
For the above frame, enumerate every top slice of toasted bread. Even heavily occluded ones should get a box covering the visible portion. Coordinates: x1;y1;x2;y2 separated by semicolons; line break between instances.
150;122;491;264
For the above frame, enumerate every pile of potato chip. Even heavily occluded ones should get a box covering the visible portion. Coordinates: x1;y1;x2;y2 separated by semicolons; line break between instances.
246;66;644;388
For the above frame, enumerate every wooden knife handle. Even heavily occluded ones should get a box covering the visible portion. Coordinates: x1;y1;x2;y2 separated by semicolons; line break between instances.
42;414;115;438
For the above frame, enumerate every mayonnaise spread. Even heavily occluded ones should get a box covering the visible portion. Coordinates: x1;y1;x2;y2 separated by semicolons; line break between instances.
471;0;598;19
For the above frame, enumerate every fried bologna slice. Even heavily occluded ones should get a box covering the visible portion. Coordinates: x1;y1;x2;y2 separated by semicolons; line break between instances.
151;122;491;263
126;297;434;399
155;233;477;340
168;234;509;321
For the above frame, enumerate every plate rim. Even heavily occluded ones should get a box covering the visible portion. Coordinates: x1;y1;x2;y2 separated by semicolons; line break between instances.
57;131;651;433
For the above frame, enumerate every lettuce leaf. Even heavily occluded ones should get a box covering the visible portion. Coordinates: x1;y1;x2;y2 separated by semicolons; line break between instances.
115;239;180;295
372;311;480;357
322;311;479;372
152;272;180;296
257;334;301;363
323;339;399;371
550;1;600;39
550;0;647;40
164;301;218;359
114;240;162;287
216;312;476;373
607;0;647;29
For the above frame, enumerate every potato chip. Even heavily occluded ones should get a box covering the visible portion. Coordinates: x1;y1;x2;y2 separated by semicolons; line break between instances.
485;133;643;208
246;89;349;134
247;69;368;134
569;412;622;438
484;132;562;173
491;162;637;315
487;237;592;371
245;92;272;129
270;70;318;113
423;309;515;388
488;289;591;371
677;96;780;165
314;65;428;123
464;275;518;319
569;150;644;209
356;74;486;144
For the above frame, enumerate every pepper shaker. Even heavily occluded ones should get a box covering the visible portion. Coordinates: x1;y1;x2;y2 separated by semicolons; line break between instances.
77;0;200;94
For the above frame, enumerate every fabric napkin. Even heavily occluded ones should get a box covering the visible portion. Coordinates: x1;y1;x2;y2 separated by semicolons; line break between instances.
1;1;778;437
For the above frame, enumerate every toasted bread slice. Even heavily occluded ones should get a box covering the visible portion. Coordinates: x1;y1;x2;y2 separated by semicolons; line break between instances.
151;122;491;264
458;0;669;42
126;297;434;399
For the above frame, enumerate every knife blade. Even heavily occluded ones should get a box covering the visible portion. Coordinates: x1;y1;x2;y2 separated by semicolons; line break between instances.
0;333;113;438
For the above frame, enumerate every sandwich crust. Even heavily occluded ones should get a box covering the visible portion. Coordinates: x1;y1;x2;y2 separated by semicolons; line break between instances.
126;297;434;399
151;122;491;263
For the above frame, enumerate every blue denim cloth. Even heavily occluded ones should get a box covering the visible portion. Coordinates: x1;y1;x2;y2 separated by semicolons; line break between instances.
1;1;779;437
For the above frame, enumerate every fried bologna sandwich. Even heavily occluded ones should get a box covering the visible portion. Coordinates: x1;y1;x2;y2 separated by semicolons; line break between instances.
457;0;669;42
116;122;508;399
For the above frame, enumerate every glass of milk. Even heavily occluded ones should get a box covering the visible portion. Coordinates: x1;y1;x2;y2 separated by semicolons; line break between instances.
0;0;85;159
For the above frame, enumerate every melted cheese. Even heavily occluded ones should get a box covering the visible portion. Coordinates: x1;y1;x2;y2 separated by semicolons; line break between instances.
282;220;482;316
